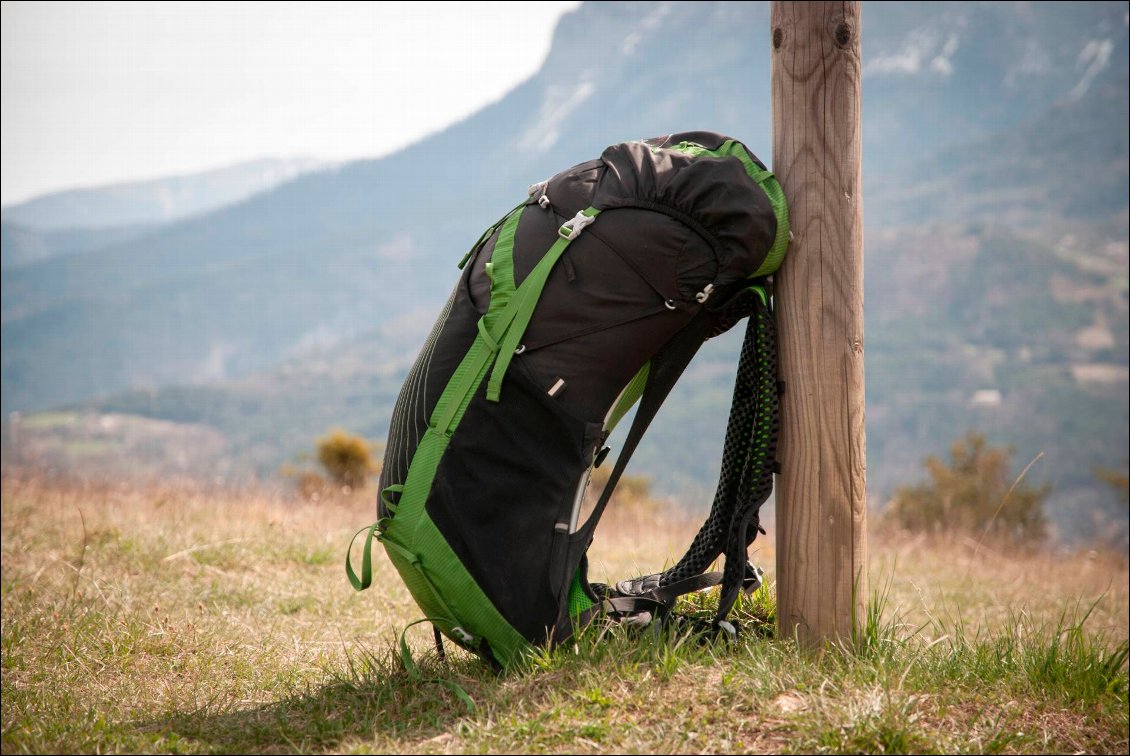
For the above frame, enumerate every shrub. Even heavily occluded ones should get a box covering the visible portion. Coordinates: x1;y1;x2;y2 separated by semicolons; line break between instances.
884;431;1049;543
316;429;377;489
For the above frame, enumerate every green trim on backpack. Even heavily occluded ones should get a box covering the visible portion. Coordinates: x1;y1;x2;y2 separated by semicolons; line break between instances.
604;361;650;433
567;567;596;617
665;139;790;279
748;174;789;278
751;284;768;308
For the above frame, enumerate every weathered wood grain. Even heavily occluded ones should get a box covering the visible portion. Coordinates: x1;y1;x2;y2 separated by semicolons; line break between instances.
771;0;867;646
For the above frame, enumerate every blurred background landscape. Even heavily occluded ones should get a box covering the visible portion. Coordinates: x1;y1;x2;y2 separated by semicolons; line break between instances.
2;0;1127;544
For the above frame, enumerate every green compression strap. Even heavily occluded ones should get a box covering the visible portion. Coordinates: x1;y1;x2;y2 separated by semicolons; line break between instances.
487;206;521;312
430;287;527;434
431;206;600;430
346;522;379;590
396;618;476;713
486;207;600;402
430;206;526;435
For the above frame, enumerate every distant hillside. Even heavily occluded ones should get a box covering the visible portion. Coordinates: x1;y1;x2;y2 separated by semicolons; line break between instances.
872;70;1130;228
0;156;324;232
2;1;1127;541
1;221;155;271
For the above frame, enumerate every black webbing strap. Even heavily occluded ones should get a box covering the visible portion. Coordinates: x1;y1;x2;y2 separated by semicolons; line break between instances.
572;309;715;546
433;624;446;662
614;571;724;605
655;287;780;625
614;568;764;607
573;594;668;630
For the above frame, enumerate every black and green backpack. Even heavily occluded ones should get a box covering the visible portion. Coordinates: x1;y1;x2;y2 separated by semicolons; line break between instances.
347;130;789;669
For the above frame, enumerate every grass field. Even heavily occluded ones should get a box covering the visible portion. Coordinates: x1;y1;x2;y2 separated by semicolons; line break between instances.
1;471;1127;754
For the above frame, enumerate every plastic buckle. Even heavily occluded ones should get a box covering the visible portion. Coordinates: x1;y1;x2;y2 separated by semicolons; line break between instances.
527;179;548;197
538;194;552;209
559;210;596;241
742;564;765;595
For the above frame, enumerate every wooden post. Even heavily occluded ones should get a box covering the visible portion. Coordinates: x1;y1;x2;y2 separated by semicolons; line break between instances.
771;1;867;646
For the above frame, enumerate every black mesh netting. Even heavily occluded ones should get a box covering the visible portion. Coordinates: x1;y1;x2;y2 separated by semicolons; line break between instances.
659;290;780;601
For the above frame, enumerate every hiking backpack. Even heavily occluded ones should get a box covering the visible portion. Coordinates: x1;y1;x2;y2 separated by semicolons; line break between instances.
347;130;789;669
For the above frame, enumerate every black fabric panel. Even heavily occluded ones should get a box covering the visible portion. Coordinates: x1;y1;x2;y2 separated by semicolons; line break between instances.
674;215;723;302
583;207;719;303
551;309;715;642
517;307;693;423
426;368;603;643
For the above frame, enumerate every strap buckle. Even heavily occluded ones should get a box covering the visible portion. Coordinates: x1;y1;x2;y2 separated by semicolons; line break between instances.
742;564;765;595
528;179;551;209
559;210;596;240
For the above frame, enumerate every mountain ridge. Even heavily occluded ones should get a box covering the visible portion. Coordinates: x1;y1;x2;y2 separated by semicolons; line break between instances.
1;156;327;231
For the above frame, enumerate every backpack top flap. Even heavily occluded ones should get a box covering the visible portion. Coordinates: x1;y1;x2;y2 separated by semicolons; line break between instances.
593;130;788;293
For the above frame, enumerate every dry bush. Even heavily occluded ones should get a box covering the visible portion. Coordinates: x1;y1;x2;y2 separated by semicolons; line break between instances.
315;429;378;489
884;431;1049;543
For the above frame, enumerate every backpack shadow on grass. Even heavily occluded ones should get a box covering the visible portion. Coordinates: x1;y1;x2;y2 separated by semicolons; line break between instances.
137;648;510;753
137;604;775;752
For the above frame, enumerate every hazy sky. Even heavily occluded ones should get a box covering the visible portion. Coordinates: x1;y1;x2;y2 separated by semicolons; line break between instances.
0;1;581;205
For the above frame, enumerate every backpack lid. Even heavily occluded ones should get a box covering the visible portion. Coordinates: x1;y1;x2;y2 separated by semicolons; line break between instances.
592;130;789;293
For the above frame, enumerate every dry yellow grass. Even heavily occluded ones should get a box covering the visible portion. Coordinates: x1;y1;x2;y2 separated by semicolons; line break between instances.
2;470;1127;754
